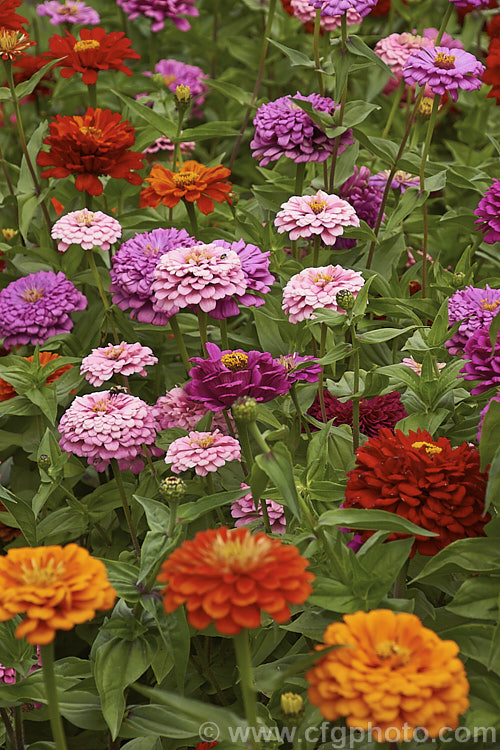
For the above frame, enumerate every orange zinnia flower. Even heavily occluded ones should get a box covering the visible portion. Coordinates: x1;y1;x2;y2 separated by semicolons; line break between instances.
158;526;314;634
306;609;470;742
140;160;232;215
0;544;116;644
0;351;73;402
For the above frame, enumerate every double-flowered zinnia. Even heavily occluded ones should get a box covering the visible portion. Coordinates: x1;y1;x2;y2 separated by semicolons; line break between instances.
80;342;157;387
165;430;241;476
282;265;364;323
275;190;359;246
51;209;121;252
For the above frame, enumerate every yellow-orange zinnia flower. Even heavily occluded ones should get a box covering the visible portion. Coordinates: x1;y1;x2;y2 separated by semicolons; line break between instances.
158;526;314;634
139;160;232;215
0;544;116;644
306;609;469;742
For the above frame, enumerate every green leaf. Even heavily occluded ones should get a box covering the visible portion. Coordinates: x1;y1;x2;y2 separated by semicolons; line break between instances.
268;39;315;68
411;538;500;582
255;443;301;520
141;598;190;694
485;446;500;513
0;486;37;546
357;325;418;344
14;58;62;100
178;121;239;142
111;90;177;138
346;35;393;75
177;489;247;524
490;309;500;354
480;399;500;470
318;508;437;537
134;495;169;532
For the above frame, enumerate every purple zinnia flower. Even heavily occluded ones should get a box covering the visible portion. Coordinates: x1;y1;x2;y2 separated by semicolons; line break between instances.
403;46;484;101
36;0;100;25
231;484;286;535
447;285;500;355
422;28;464;50
308;391;407;435
109;227;194;325
475;179;500;244
151;59;208;117
369;170;419;194
448;0;491;8
275;353;322;384
116;0;198;32
250;92;353;167
0;270;87;347
477;394;500;441
308;0;377;19
460;328;500;395
184;343;291;412
336;167;384;249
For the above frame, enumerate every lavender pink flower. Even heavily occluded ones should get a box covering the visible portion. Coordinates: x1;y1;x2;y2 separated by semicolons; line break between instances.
80;342;158;387
282;265;365;324
460;329;500;395
291;0;361;28
447;285;500;355
309;0;377;19
209;239;274;318
165;429;241;476
153;387;210;431
116;0;198;32
375;32;433;89
36;0;100;25
274;190;359;247
142;135;194;156
475;179;500;244
401;356;446;375
152;58;208;116
275;353;322;384
369;170;419;194
51;209;121;252
231;484;286;534
403;47;484;101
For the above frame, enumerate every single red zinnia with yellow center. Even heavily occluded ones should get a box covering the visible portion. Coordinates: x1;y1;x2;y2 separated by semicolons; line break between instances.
158;526;314;634
139;160;232;215
37;107;144;196
343;428;489;555
0;351;73;402
47;27;140;85
0;29;35;61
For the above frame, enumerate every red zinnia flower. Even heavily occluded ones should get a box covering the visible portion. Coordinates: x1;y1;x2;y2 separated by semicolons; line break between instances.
47;27;140;85
370;0;391;13
139;160;232;215
0;30;35;61
37;108;144;196
487;13;500;39
0;352;73;402
308;391;406;436
12;53;54;100
484;38;500;104
0;0;28;32
344;428;490;556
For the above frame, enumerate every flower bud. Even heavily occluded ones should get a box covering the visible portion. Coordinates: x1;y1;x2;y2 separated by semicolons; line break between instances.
159;476;186;503
2;228;18;241
280;692;304;716
336;289;355;311
452;271;466;289
175;84;191;113
228;190;240;206
151;72;166;88
231;396;257;423
38;454;51;471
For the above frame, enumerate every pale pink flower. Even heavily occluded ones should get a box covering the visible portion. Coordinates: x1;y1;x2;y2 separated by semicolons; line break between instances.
282;265;365;323
153;387;210;430
401;356;446;375
406;248;435;266
231;483;286;534
290;0;361;28
375;32;433;93
142;135;195;156
274;190;359;246
80;342;158;387
165;430;241;476
152;244;247;315
51;209;122;252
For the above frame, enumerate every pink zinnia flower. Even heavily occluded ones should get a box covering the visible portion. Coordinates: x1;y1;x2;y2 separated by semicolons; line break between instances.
152;243;247;315
153;386;210;430
403;47;484;101
401;356;446;375
58;391;159;473
274;190;359;246
80;341;158;387
165;430;241;476
291;0;361;28
51;209;122;252
369;170;419;194
231;483;286;535
282;265;365;323
142;135;195;156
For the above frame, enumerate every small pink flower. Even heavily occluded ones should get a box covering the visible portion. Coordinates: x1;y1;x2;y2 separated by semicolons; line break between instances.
231;483;286;534
80;341;158;387
274;190;359;246
290;0;361;28
165;430;241;476
406;248;434;267
142;135;195;156
0;663;16;684
51;209;122;252
401;356;446;375
152;243;247;315
282;265;365;323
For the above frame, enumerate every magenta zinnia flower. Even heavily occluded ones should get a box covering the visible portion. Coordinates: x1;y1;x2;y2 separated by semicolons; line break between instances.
0;270;87;347
291;0;361;28
184;343;291;412
460;329;500;395
308;391;407;435
37;0;100;25
275;353;322;384
0;663;16;685
403;47;484;101
282;265;365;324
116;0;198;31
80;342;158;387
475;179;500;244
109;227;194;325
336;167;384;249
231;484;286;535
58;391;159;473
274;190;359;247
152;243;247;316
51;209;121;252
309;0;377;19
165;429;241;476
369;170;419;194
447;285;500;355
478;395;500;441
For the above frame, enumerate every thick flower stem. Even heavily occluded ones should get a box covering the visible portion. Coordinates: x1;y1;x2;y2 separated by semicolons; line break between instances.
235;420;254;471
111;459;141;558
0;708;16;749
260;497;272;534
87;83;97;109
419;95;441;299
40;643;68;750
248;420;270;455
184;199;199;236
233;630;260;750
313;10;325;96
87;251;120;345
312;235;321;266
197;309;208;357
350;324;360;453
13;706;24;750
228;0;277;169
317;323;328;423
169;314;190;372
219;318;229;349
291;384;312;440
173;107;185;170
435;3;454;45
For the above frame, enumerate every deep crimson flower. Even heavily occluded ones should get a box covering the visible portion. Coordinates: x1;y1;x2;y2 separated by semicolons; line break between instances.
484;38;500;103
37;108;144;196
12;54;54;100
308;391;406;435
344;428;490;556
371;0;390;14
47;27;140;85
486;13;500;39
0;0;28;32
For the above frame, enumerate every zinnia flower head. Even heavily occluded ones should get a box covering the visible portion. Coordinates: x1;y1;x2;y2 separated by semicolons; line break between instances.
158;526;314;633
401;356;446;374
309;0;377;18
184;343;291;412
0;544;116;645
290;0;361;28
275;190;360;247
0;270;87;347
80;342;157;387
251;92;353;167
47;27;140;85
276;353;322;384
474;179;500;244
231;484;286;534
0;29;35;60
336;167;384;249
447;285;500;355
142;135;194;157
165;429;241;476
0;352;73;402
36;1;100;25
109;227;194;325
307;610;470;739
151;58;208;117
369;169;419;193
344;428;490;555
478;394;500;441
140;161;232;215
0;0;28;31
375;32;433;85
37;108;144;196
58;391;159;473
449;0;491;8
116;0;199;32
152;386;210;431
51;209;121;252
282;265;365;324
0;662;16;684
308;391;406;435
460;328;500;394
483;38;500;104
403;47;484;101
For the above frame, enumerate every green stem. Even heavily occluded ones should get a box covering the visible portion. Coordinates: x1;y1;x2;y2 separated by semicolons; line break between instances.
419;95;440;299
382;78;406;140
392;559;409;598
248;420;270;454
87;251;120;345
219;318;229;349
290;384;312;439
351;324;360;453
235;420;254;471
313;9;324;96
328;80;347;192
0;708;16;749
184;199;199;236
173;107;185;169
260;497;272;534
40;643;68;750
87;83;97;109
435;3;454;45
313;235;321;266
111;459;141;558
317;323;327;423
294;161;306;196
167;499;179;538
169;314;190;372
13;706;24;750
197;309;208;356
206;474;225;524
233;630;260;750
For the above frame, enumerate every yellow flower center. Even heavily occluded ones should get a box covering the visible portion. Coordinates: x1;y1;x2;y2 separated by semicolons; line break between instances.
184;247;213;264
210;531;273;571
2;228;18;240
92;398;110;413
221;352;249;372
163;74;176;86
79;126;103;138
21;286;44;303
20;557;66;587
434;52;455;70
309;200;327;214
0;29;29;54
312;272;332;285
375;640;411;667
192;435;215;449
480;299;500;312
104;345;124;360
76;210;95;227
58;2;80;16
73;39;100;52
411;440;442;456
173;171;199;188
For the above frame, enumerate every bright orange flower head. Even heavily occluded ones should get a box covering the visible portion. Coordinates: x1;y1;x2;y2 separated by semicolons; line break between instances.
0;29;35;61
140;160;232;215
0;544;116;645
0;352;73;402
306;609;470;742
158;526;314;635
47;27;140;85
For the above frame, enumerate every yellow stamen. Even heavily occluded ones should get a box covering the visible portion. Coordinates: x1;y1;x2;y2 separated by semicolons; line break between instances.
2;228;18;241
192;435;215;449
21;287;44;303
375;640;411;667
92;398;110;413
434;52;455;69
163;74;176;86
209;531;273;571
411;441;442;456
312;272;332;285
480;299;500;312
173;171;199;188
76;210;95;227
309;200;327;214
79;126;103;138
221;352;249;372
20;557;66;586
73;39;100;52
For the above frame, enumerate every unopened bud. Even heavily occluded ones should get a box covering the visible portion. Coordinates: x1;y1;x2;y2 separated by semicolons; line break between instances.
159;476;186;502
228;190;239;206
336;289;355;311
2;228;18;241
231;396;257;423
151;72;166;87
280;692;304;716
38;454;51;471
175;84;191;112
452;271;466;289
